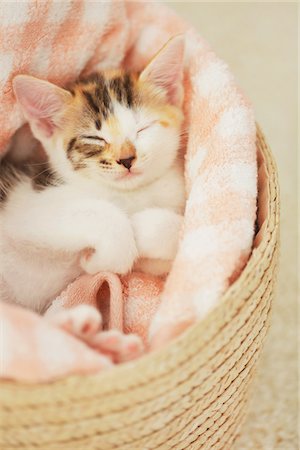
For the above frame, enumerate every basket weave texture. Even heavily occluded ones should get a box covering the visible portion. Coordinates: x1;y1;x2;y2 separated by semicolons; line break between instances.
0;127;279;450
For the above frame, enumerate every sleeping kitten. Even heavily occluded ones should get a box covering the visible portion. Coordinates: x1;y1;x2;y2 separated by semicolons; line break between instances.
0;36;186;314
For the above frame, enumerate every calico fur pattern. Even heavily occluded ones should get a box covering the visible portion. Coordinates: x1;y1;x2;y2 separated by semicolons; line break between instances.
0;36;186;314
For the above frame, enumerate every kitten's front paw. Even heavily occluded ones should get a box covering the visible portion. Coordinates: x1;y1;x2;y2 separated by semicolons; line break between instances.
132;209;183;260
80;214;138;275
48;304;102;337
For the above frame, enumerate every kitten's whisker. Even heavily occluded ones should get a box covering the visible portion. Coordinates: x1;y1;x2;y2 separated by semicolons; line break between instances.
31;168;51;180
23;161;48;167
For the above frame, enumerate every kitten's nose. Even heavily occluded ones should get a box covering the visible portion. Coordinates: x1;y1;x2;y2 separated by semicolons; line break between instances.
117;156;135;170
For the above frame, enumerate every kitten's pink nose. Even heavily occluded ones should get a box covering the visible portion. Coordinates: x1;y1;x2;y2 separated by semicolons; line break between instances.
117;156;135;170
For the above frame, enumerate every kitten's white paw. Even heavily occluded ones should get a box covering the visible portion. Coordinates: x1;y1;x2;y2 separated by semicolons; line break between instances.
48;304;102;337
80;213;138;275
132;209;183;261
90;330;144;363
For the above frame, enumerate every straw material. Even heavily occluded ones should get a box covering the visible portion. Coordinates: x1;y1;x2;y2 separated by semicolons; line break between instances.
0;126;279;450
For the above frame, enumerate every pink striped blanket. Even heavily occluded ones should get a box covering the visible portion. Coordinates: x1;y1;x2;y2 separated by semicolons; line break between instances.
0;0;257;382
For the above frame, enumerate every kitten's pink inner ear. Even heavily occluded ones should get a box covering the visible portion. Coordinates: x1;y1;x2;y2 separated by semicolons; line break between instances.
13;75;72;138
139;35;185;107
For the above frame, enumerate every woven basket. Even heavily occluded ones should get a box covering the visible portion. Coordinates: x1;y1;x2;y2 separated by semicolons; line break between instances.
0;126;279;450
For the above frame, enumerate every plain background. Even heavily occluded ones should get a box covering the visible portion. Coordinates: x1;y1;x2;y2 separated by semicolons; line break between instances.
166;2;298;449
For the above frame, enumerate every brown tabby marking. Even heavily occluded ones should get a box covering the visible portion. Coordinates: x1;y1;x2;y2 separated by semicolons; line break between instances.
109;73;134;107
32;164;60;191
67;137;77;155
74;72;135;125
0;158;60;204
0;159;22;204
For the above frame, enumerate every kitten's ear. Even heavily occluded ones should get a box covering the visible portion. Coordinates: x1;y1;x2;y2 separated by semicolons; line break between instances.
139;35;185;107
13;75;72;138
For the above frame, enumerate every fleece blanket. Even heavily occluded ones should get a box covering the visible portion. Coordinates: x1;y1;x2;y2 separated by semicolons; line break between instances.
0;0;257;382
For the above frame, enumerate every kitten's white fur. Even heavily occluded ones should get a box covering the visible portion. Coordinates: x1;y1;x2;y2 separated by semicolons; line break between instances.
0;104;185;313
1;36;186;314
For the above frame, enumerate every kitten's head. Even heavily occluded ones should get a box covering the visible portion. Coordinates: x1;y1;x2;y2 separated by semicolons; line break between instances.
13;36;185;190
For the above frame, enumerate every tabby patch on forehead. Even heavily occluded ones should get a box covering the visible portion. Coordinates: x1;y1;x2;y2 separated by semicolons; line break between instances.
82;88;112;120
109;74;134;107
83;91;101;115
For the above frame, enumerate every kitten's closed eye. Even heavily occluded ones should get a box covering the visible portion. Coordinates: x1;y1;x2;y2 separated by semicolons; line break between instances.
137;121;156;134
81;135;108;145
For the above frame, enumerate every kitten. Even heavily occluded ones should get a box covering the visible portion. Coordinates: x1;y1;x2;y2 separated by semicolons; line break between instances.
0;36;186;314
